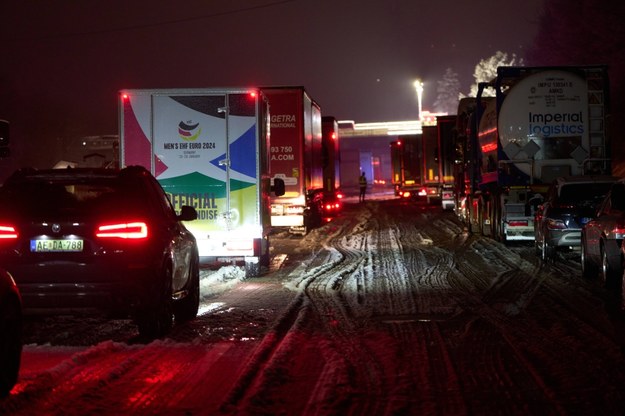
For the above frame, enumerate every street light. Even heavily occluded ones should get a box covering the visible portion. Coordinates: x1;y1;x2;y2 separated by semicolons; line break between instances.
413;80;424;121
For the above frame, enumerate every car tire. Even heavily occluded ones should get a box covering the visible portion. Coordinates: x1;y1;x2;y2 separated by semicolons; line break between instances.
136;262;174;338
580;239;598;279
602;245;623;291
0;295;22;398
174;253;200;323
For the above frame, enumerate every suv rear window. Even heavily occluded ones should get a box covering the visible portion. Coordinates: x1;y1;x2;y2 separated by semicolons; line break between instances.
558;183;613;205
0;175;148;216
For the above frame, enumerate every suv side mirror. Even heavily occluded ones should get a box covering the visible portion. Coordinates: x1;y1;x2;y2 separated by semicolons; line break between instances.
272;178;285;197
178;205;198;221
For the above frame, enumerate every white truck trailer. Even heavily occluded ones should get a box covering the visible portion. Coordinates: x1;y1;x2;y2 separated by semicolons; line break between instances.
119;88;283;276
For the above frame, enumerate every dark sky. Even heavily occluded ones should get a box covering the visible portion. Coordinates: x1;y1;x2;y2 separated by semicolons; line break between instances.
1;0;543;163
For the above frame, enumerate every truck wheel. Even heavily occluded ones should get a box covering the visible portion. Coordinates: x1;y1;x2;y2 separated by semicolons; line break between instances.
260;243;270;268
136;262;174;338
245;257;261;277
481;220;491;237
481;197;492;237
174;253;200;323
303;211;312;235
470;200;481;234
493;199;506;243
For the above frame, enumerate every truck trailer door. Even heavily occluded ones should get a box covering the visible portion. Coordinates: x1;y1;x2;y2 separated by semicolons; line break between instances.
121;89;265;267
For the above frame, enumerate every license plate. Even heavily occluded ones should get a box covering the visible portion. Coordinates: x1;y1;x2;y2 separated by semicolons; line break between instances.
30;239;84;252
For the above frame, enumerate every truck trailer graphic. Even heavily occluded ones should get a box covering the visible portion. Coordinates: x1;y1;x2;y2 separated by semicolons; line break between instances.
120;88;281;276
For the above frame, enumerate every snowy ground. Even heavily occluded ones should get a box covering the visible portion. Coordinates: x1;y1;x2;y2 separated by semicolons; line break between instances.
2;192;625;415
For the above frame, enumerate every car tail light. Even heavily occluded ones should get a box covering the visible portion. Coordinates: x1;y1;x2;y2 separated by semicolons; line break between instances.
96;222;148;239
401;191;411;198
612;220;625;239
0;225;17;239
546;218;567;230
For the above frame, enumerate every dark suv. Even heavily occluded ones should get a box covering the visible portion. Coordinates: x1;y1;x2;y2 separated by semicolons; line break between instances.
0;166;200;338
534;175;617;260
581;178;625;286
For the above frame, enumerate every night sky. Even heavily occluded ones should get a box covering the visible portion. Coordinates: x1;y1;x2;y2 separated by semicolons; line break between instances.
1;0;543;168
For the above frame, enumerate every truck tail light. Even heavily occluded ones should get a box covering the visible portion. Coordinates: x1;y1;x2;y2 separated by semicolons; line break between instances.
96;222;148;239
0;225;18;239
508;220;529;227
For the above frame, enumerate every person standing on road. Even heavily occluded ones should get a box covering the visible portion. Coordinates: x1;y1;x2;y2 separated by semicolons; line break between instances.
359;172;367;202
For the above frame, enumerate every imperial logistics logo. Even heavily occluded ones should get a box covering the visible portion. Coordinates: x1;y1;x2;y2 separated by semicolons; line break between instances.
178;120;202;142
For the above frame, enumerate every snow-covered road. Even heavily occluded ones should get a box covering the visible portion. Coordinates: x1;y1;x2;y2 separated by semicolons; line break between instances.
3;197;625;415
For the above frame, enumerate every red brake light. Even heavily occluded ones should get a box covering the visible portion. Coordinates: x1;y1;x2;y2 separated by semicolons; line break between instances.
508;220;529;227
546;219;567;230
612;220;625;239
0;225;18;239
96;222;148;239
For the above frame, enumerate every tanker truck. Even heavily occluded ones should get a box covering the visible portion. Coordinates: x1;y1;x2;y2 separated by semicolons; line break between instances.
460;66;611;242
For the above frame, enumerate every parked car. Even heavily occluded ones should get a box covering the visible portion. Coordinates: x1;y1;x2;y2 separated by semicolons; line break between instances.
0;166;200;338
581;178;625;287
0;268;21;397
535;175;617;261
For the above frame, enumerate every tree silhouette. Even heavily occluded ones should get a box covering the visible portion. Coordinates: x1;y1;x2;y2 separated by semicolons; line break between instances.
433;68;461;114
467;51;523;97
